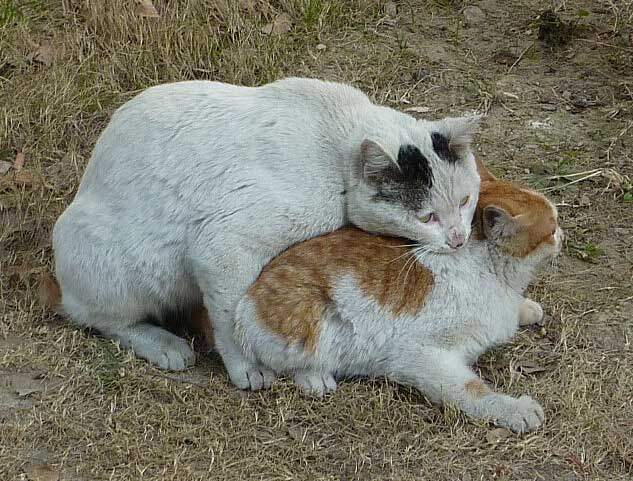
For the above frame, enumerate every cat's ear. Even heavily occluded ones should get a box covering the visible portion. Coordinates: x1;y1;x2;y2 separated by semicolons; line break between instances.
476;156;496;182
360;139;399;183
482;205;517;239
431;115;481;159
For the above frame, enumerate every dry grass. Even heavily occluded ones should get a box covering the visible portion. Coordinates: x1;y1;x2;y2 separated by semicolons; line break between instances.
1;1;632;480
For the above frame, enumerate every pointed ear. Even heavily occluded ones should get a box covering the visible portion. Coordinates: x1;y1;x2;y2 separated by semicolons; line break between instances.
432;115;481;158
476;156;496;182
482;205;516;239
360;139;399;183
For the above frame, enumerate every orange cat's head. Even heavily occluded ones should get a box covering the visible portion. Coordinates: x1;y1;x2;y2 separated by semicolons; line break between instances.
475;160;563;263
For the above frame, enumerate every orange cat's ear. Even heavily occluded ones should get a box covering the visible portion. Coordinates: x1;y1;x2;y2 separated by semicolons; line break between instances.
360;138;399;182
482;205;517;239
475;157;496;182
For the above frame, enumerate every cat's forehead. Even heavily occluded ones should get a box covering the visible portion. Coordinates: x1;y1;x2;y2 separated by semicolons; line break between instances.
374;135;476;209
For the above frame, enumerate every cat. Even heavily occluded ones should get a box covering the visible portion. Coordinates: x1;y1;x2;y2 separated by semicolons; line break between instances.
233;162;562;432
52;77;481;389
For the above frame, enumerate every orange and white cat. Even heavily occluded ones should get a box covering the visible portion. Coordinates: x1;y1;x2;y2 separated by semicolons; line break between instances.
233;162;562;432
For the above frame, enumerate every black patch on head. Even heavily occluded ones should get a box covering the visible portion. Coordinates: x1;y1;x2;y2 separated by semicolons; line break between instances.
372;144;434;209
431;132;459;163
397;145;433;190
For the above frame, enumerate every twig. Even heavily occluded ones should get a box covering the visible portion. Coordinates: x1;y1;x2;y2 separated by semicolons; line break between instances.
606;120;633;162
577;38;633;52
545;169;602;180
508;42;535;73
541;170;603;192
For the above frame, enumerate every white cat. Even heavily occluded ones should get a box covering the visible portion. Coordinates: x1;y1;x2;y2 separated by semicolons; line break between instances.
234;167;562;432
52;77;480;389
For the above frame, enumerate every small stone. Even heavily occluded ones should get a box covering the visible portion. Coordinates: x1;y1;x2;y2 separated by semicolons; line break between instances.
316;43;326;50
462;6;485;26
579;194;591;206
0;160;11;175
486;427;512;445
416;44;447;64
261;13;292;35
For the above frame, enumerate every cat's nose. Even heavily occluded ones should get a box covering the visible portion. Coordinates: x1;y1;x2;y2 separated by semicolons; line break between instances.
448;228;465;249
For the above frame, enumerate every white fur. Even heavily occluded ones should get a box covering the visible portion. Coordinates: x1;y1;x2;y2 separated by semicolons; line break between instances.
52;77;480;385
235;224;563;432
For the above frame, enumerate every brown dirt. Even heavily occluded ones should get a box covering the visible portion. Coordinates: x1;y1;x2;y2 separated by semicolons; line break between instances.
1;1;632;480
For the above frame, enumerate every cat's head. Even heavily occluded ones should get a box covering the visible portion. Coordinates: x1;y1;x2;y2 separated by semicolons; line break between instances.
476;168;563;272
347;115;481;254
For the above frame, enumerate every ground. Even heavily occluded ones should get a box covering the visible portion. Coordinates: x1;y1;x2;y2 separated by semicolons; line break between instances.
1;1;632;480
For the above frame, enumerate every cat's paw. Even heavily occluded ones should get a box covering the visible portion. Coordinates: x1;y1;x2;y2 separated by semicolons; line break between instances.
494;394;545;433
519;298;544;326
293;371;337;397
134;336;196;371
227;362;276;391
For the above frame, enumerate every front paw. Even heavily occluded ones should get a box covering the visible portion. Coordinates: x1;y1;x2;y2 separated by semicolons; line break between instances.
226;361;277;391
293;370;337;397
492;394;545;433
519;298;544;326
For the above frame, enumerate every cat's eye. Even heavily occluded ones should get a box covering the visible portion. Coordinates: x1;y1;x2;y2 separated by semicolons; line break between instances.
419;213;434;223
459;195;470;207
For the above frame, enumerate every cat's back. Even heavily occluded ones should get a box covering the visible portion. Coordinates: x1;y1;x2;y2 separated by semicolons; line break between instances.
245;228;435;342
110;78;369;136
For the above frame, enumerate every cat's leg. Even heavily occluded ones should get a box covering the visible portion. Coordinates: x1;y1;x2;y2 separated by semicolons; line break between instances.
53;204;196;371
391;348;544;433
293;370;338;397
106;323;196;371
192;243;276;390
58;273;196;371
518;298;544;326
235;291;339;396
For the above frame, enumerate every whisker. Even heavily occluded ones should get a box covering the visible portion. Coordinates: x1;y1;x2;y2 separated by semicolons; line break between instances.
387;248;418;264
396;253;418;285
400;245;434;287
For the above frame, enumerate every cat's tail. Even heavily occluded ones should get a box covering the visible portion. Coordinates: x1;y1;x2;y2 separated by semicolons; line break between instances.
39;271;63;315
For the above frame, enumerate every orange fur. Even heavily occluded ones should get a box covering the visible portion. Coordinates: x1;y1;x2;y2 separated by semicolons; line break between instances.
477;180;557;257
249;228;435;352
39;272;62;313
465;379;491;398
249;162;557;352
188;305;215;353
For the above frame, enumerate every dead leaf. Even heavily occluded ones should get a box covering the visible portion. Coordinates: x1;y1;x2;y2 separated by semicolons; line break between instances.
287;425;306;442
4;373;46;398
17;387;41;397
0;160;11;175
14;151;25;171
486;427;512;445
239;0;257;10
404;106;431;114
514;361;547;375
24;463;60;481
13;169;40;187
33;40;54;67
261;13;292;35
39;272;61;311
135;0;159;18
385;2;397;17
